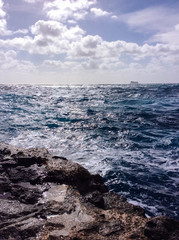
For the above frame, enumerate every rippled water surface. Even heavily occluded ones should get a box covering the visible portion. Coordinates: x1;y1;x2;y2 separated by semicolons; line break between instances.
0;84;178;219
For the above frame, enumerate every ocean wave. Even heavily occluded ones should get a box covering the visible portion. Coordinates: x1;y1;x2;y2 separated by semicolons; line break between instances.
0;84;178;219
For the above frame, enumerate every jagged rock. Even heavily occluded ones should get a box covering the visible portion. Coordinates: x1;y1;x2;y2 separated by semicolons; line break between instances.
144;216;179;240
0;142;178;240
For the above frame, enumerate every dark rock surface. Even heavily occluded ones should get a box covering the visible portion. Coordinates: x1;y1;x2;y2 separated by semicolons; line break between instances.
0;142;178;240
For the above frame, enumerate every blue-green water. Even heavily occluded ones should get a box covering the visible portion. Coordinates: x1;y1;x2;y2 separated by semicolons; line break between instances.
0;84;178;219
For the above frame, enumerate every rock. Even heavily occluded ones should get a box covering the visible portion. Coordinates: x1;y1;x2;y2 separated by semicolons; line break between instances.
144;216;179;240
0;142;178;240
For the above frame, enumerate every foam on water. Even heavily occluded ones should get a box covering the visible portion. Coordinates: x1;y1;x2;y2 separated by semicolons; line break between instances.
0;84;179;219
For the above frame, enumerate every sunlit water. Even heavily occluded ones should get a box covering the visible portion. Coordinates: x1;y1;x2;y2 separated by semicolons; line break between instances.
0;84;178;219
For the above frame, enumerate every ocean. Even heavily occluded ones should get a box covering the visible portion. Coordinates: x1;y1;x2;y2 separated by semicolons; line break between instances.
0;84;178;219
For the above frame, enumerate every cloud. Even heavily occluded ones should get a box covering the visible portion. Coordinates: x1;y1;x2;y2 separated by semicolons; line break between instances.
64;25;85;40
0;1;178;84
42;60;64;68
43;0;96;22
31;20;66;37
31;20;86;41
1;24;179;64
68;35;179;74
41;59;81;72
0;0;28;36
69;36;144;60
2;29;178;66
0;0;6;18
0;1;178;80
119;6;179;33
90;8;110;17
43;0;117;23
83;60;99;69
23;0;42;3
0;50;16;63
118;5;179;46
150;24;179;45
0;19;28;36
0;19;11;35
90;7;117;20
30;20;85;53
0;20;86;55
0;50;35;72
69;35;102;58
0;0;10;35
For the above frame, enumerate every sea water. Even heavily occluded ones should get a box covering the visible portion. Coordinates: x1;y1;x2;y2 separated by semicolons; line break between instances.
0;84;178;219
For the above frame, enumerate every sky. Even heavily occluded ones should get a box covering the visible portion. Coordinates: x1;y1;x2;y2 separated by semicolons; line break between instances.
0;0;179;84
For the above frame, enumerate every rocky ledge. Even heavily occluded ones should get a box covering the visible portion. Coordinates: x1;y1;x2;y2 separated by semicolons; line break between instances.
0;143;178;240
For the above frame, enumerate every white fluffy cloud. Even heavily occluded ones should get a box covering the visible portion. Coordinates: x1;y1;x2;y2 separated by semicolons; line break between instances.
31;20;85;41
0;0;5;18
69;35;102;58
31;20;67;37
43;0;117;23
43;0;96;22
0;50;16;62
1;26;179;69
90;7;117;20
30;20;85;53
0;1;179;84
0;0;10;35
0;20;86;55
0;50;35;72
90;8;110;17
68;34;179;61
0;19;11;35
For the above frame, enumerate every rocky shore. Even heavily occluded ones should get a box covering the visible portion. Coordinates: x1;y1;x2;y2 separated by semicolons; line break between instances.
0;143;178;240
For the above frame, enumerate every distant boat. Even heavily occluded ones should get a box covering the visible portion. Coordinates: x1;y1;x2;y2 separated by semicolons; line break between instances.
130;81;139;86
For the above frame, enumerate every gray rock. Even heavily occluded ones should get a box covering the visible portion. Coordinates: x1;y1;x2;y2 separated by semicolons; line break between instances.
0;142;178;240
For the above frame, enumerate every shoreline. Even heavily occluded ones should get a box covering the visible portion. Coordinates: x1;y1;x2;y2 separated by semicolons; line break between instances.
0;142;178;239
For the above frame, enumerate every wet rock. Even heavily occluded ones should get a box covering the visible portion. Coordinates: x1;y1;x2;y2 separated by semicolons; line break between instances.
46;157;107;194
84;191;105;208
0;142;178;240
144;216;179;240
103;192;146;217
